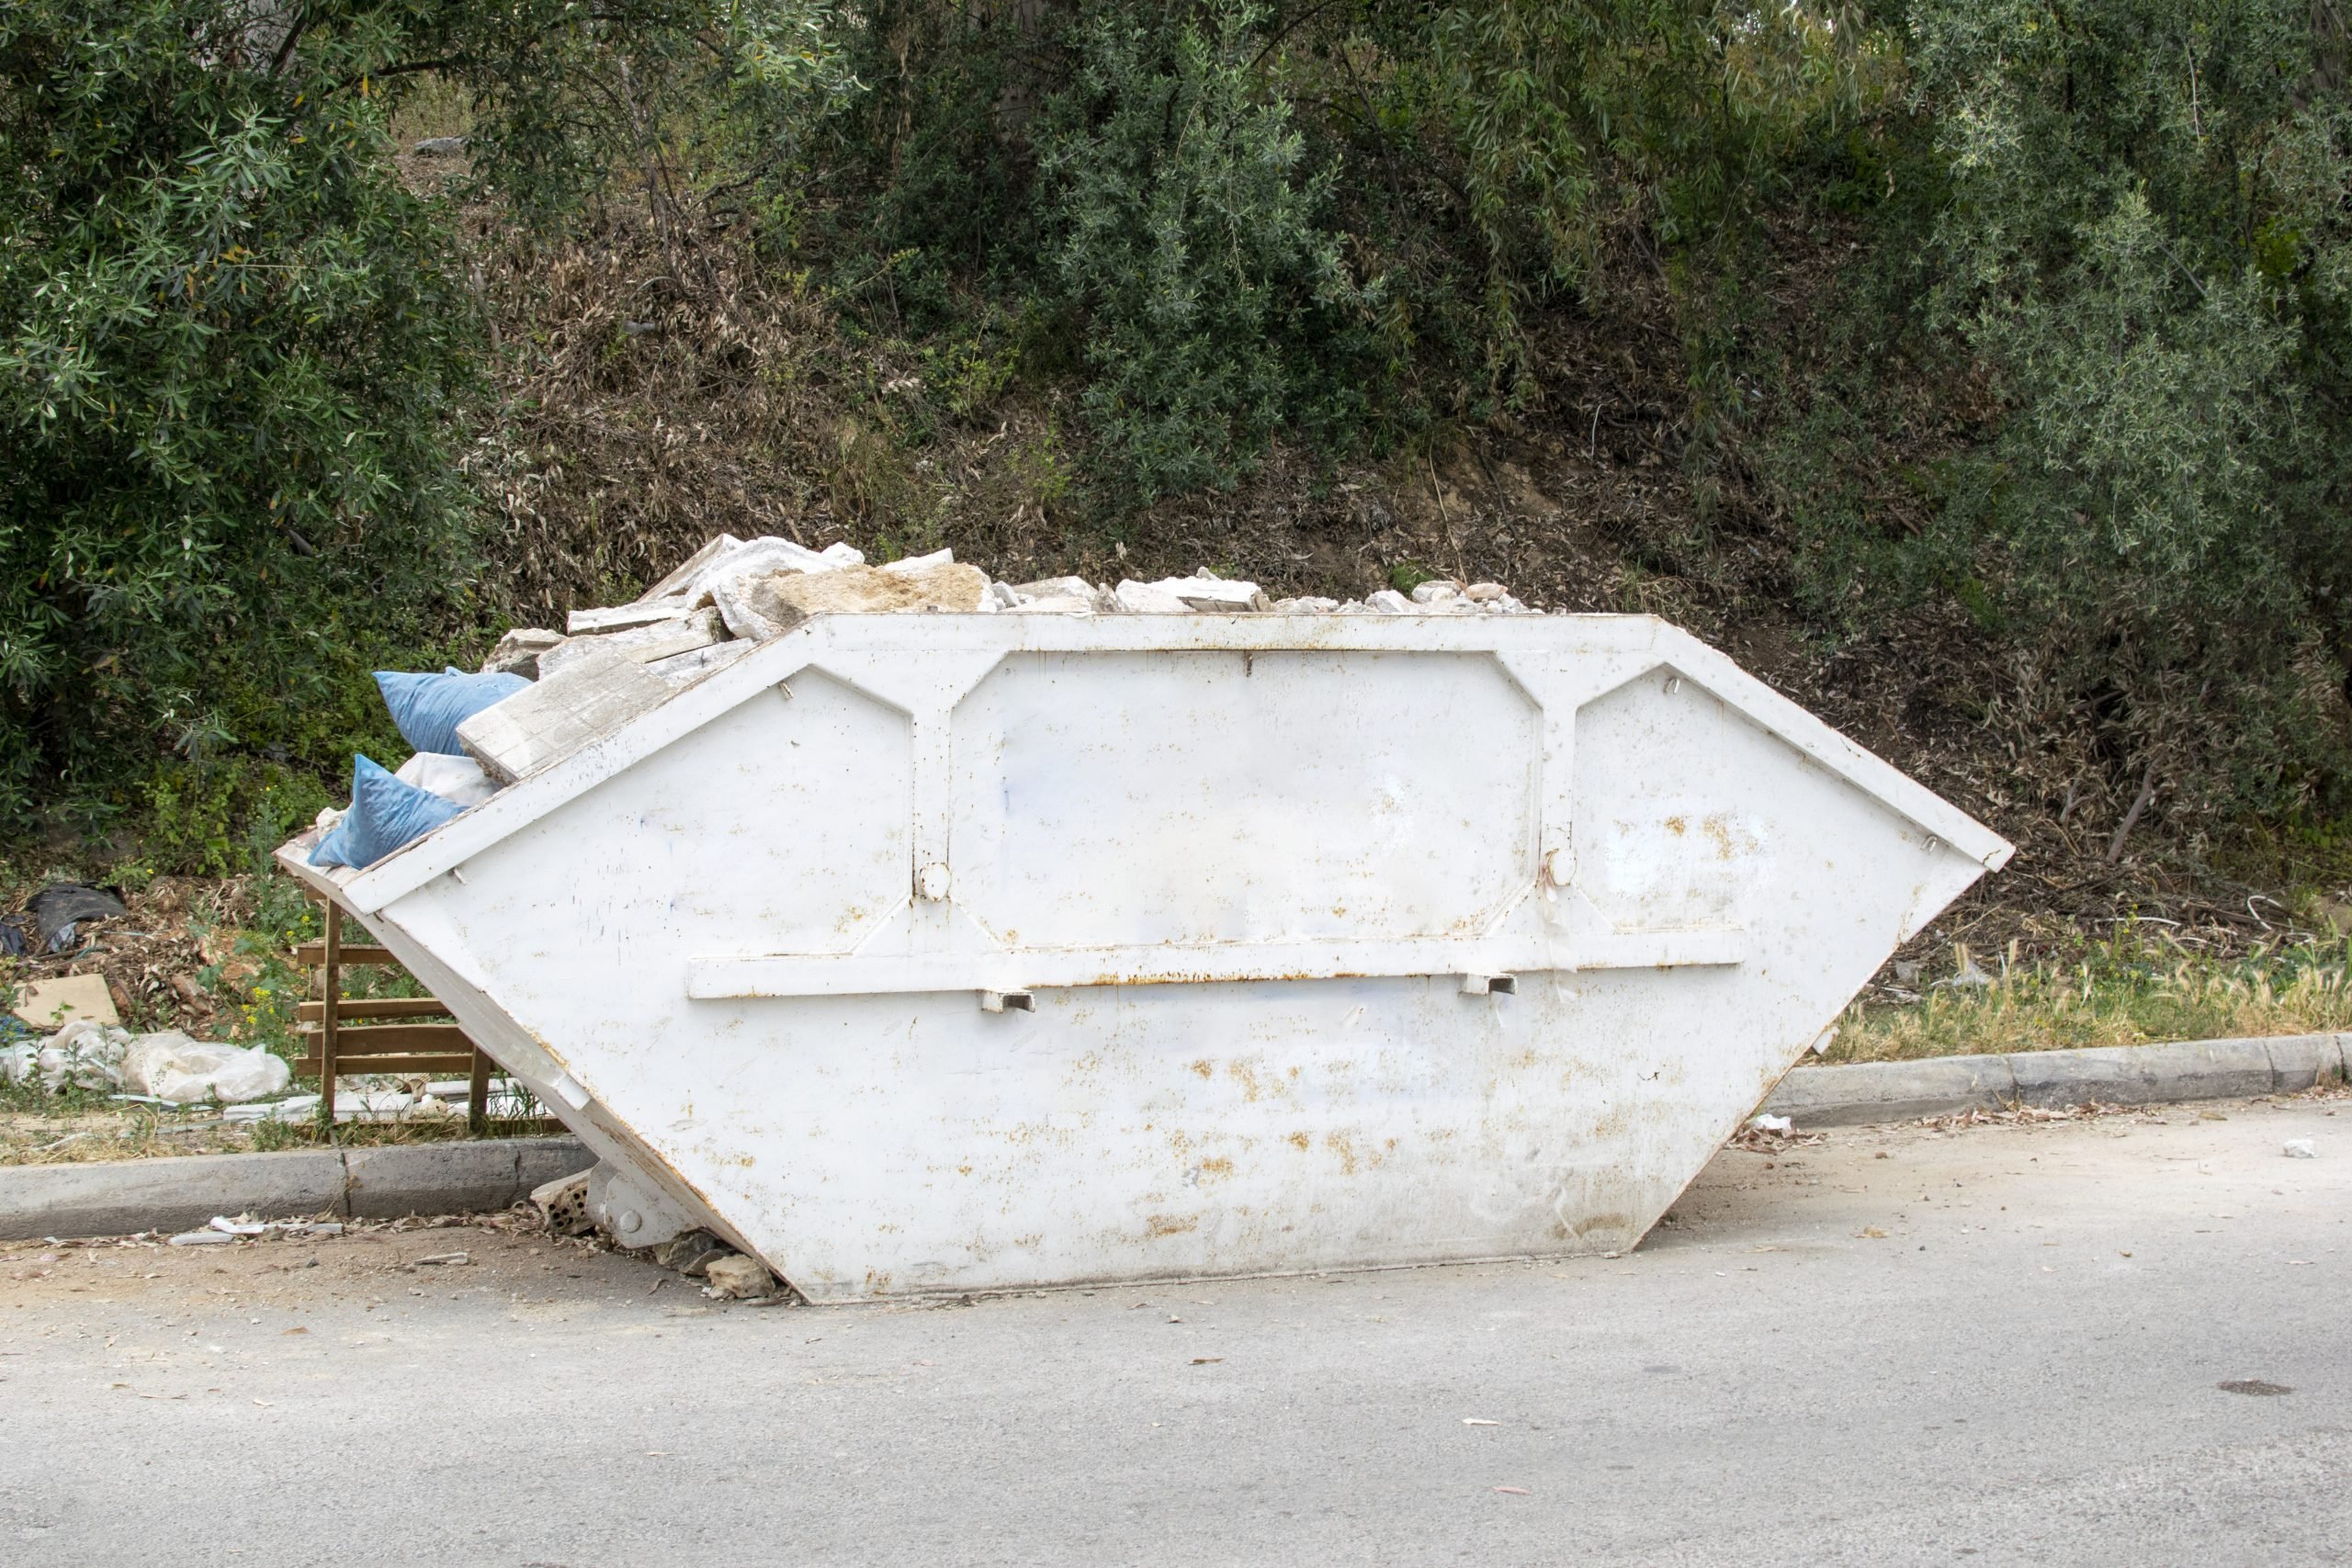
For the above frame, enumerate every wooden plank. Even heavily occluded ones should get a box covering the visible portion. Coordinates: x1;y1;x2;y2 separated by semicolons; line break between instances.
291;1055;479;1078
297;997;451;1023
468;1048;492;1136
295;942;396;967
316;904;341;1124
295;1021;472;1054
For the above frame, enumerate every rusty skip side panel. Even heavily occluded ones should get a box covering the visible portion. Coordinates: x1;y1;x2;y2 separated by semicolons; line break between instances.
280;614;2007;1302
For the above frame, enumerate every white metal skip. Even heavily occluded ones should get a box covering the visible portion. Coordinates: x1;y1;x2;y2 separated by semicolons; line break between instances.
279;612;2010;1302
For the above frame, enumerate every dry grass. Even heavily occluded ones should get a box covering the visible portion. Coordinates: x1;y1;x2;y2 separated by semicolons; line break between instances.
1830;931;2352;1064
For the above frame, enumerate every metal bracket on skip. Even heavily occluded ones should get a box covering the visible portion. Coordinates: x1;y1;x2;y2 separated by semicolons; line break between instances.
684;908;1743;1006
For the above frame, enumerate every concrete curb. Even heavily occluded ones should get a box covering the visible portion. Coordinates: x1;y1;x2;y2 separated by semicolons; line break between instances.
0;1137;591;1244
1762;1032;2351;1128
3;1032;2346;1242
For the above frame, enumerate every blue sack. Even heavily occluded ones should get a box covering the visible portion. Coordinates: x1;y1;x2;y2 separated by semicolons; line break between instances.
311;756;465;870
374;668;528;755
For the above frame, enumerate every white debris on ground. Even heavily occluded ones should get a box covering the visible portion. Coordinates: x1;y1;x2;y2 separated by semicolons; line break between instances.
1;1019;288;1103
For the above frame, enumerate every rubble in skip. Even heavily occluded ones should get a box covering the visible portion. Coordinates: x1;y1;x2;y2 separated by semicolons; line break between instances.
442;534;1541;787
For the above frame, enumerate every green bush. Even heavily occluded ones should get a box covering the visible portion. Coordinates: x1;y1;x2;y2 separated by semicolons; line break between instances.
0;0;481;834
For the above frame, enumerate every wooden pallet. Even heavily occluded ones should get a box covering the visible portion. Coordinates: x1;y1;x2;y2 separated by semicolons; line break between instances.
296;900;491;1132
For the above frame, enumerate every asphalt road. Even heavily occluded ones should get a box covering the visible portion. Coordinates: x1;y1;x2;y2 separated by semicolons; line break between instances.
3;1095;2346;1568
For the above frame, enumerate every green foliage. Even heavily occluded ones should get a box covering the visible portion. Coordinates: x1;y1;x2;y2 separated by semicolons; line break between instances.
1038;4;1377;500
0;0;850;850
0;0;484;832
1904;0;2352;821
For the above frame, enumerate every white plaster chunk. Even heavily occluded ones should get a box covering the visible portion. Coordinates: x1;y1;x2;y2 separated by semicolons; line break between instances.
1364;590;1414;613
567;600;695;635
1009;576;1096;604
1114;580;1193;614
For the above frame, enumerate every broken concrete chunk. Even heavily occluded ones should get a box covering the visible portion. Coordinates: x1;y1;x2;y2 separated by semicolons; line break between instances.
1273;596;1340;613
480;627;565;678
1010;575;1096;604
1410;580;1463;604
704;1253;776;1300
989;581;1022;608
455;639;671;784
539;608;723;680
533;1171;594;1235
1464;581;1508;603
731;559;989;638
881;548;954;575
567;600;696;636
1364;589;1414;613
1114;580;1193;614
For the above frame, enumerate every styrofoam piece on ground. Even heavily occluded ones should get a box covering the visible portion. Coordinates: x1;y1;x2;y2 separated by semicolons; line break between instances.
277;612;2007;1303
456;639;670;784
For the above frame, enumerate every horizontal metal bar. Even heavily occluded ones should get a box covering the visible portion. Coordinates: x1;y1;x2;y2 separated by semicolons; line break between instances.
687;930;1741;1000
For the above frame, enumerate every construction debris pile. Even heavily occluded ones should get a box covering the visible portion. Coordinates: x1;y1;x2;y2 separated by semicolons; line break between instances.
311;533;1544;870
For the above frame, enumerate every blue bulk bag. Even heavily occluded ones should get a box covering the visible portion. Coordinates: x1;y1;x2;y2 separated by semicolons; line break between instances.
311;756;466;870
374;668;528;756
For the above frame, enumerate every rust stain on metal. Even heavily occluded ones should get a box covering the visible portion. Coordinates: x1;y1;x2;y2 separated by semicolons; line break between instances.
1146;1213;1200;1238
1189;1059;1214;1080
1285;1131;1311;1152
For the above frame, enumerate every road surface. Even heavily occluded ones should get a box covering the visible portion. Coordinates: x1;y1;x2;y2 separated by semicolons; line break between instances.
3;1094;2346;1566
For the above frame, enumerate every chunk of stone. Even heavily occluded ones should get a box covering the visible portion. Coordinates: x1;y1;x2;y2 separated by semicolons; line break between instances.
703;1253;777;1300
1410;580;1463;604
539;608;723;680
989;581;1022;608
881;548;956;574
728;559;989;639
653;1228;730;1276
455;639;671;783
480;627;564;678
1364;589;1414;613
1463;581;1508;603
1272;596;1340;613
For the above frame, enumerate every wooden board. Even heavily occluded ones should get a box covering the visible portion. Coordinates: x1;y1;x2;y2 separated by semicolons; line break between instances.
295;942;396;966
296;997;452;1023
295;1021;471;1054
